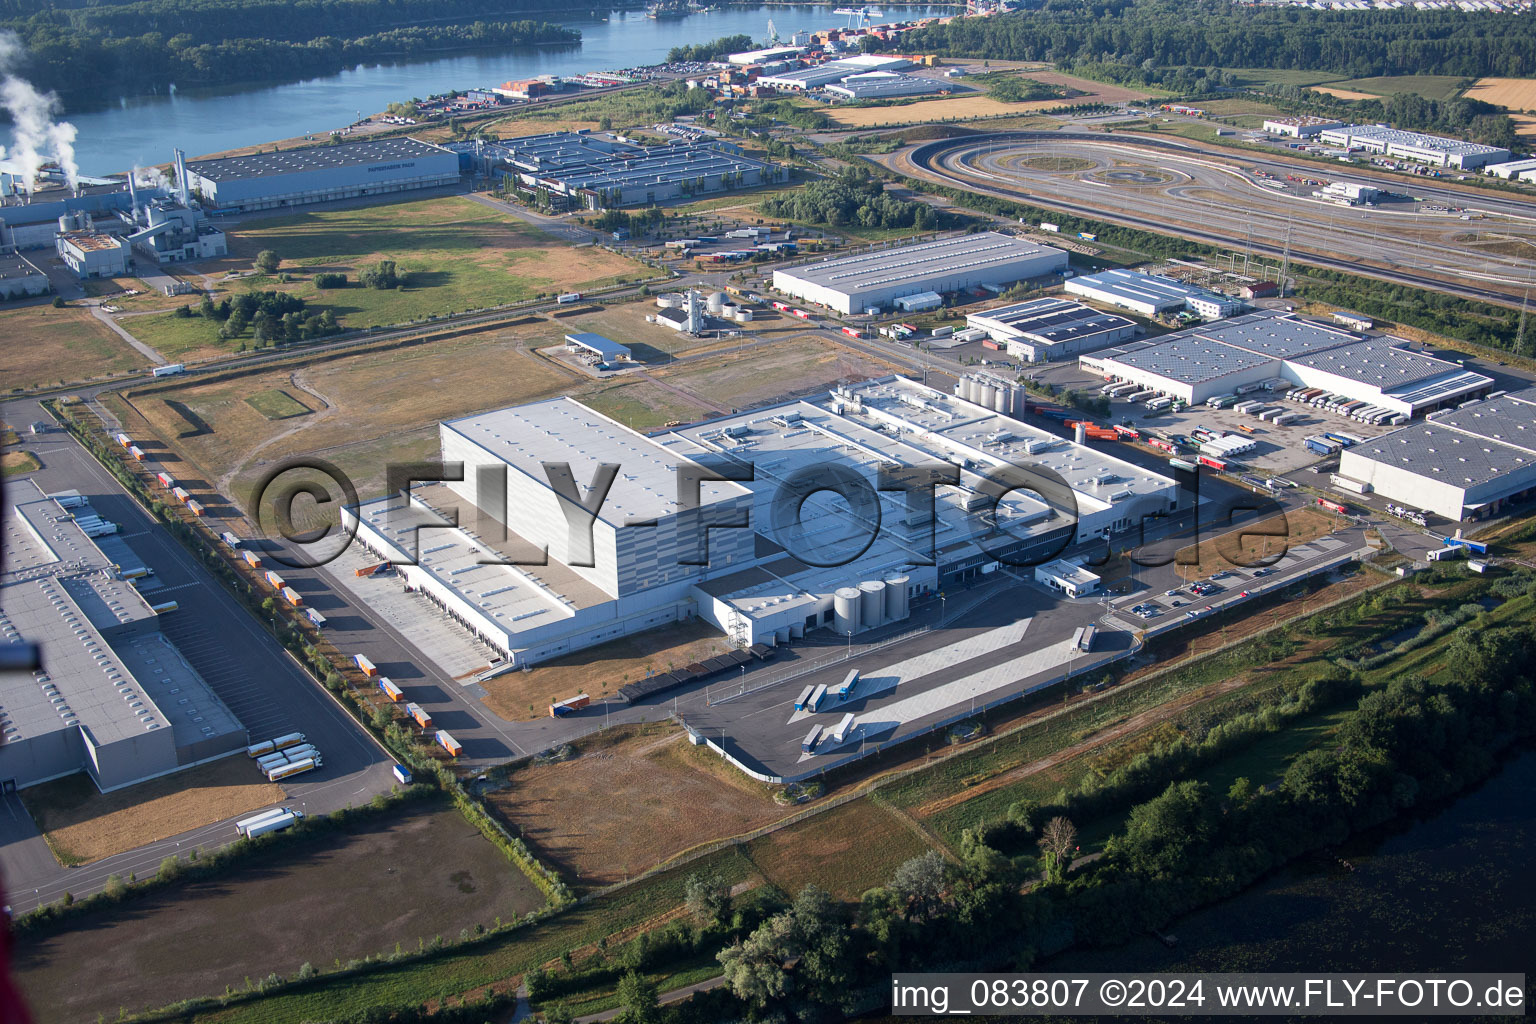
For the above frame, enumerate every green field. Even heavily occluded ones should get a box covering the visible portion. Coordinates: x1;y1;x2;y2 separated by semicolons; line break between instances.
1223;67;1348;89
126;196;648;360
243;389;311;420
1330;74;1470;100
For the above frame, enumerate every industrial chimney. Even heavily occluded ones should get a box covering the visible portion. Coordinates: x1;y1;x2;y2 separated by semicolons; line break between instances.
173;148;190;207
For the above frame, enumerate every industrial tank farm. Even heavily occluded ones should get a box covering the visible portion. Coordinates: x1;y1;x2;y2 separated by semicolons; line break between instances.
893;132;1536;306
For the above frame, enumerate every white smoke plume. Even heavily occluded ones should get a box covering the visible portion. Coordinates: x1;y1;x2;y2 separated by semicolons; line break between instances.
133;164;169;191
0;30;81;193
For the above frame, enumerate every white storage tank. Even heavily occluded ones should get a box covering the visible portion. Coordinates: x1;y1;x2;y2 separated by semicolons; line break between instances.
884;574;909;621
1074;422;1087;444
655;292;684;309
721;303;739;317
992;388;1006;413
833;587;862;634
859;580;886;628
734;309;753;322
707;291;726;313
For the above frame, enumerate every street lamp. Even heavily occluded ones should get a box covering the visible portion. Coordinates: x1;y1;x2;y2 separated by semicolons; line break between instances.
845;630;853;655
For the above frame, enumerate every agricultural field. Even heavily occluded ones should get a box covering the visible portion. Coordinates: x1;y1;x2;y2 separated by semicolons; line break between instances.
1223;68;1348;90
482;620;731;722
0;303;149;388
20;758;284;866
644;334;905;412
1329;74;1469;101
744;799;937;899
13;797;547;1024
111;323;580;507
486;725;787;889
1464;77;1536;112
1308;86;1385;101
123;196;648;358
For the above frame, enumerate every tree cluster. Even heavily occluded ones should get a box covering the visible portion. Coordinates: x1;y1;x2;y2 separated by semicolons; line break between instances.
760;169;939;230
358;260;402;290
666;34;753;63
193;288;339;343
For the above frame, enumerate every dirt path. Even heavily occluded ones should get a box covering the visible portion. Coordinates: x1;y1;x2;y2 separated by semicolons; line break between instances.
912;675;1251;820
217;369;336;498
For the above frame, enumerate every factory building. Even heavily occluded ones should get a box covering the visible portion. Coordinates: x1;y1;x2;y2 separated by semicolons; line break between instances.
183;137;461;212
469;131;783;209
965;297;1141;363
728;45;806;65
1340;387;1536;521
0;479;246;792
1484;158;1536;180
56;228;129;279
1064;268;1244;320
0;250;49;300
1262;116;1346;138
1;178;156;250
343;376;1177;666
125;197;227;264
825;73;946;101
1317;124;1512;170
1081;310;1493;414
756;55;913;91
772;232;1068;315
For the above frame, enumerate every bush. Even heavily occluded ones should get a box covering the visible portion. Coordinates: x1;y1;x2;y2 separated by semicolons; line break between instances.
359;260;402;290
52;295;65;308
313;272;348;289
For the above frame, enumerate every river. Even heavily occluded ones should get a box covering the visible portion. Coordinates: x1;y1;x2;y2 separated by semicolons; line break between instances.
50;4;953;176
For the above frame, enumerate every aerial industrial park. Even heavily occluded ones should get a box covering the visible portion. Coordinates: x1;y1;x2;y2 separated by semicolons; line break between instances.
3;1;1536;1019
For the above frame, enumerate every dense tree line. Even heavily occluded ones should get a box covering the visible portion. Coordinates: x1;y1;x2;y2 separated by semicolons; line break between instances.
760;168;940;230
903;0;1536;79
177;288;339;343
666;34;753;63
4;17;577;109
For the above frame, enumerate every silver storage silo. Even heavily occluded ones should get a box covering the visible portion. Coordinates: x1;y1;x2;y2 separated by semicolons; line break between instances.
1075;422;1087;444
992;387;1007;413
735;309;753;322
859;580;886;628
978;383;997;409
884;574;909;621
707;291;726;313
833;587;862;634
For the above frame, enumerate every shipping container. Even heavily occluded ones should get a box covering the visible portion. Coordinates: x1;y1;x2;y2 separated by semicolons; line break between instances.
794;685;816;711
378;677;404;702
791;308;812;319
1079;624;1097;651
930;325;954;338
129;446;146;461
267;758;318;781
801;724;823;753
1330;475;1371;495
220;530;242;548
1443;536;1489;555
407;702;433;729
1168;458;1198;472
808;683;829;712
263;569;286;589
272;732;306;751
393;764;413;785
830;712;857;744
171;486;190;503
556;292;581;304
1427;545;1463;561
257;752;291;772
281;586;303;607
355;653;378;677
1197;455;1227;470
549;693;591;717
355;562;388;577
240;550;262;570
305;607;327;628
247;739;276;758
115;433;132;448
833;670;859;701
1316;498;1349;514
436;730;463;757
156;472;175;488
151;363;186;377
186;500;205;516
840;326;863;338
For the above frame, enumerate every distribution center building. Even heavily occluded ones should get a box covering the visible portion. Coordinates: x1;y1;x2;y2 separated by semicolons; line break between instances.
772;232;1068;315
1064;268;1244;320
183;137;462;212
1080;310;1493;414
966;297;1141;363
1339;387;1536;521
1316;124;1511;170
342;376;1177;668
0;479;246;792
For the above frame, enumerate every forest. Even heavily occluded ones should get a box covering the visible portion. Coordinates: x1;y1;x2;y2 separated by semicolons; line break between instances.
760;168;941;230
903;0;1536;79
1;2;578;108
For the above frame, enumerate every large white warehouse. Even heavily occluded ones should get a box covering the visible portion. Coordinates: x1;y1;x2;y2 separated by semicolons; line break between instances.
1080;310;1493;414
184;137;461;212
772;232;1068;315
1340;387;1536;521
344;377;1176;667
1064;268;1243;320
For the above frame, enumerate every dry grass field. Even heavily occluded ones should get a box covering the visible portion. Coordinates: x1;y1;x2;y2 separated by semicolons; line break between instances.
481;619;732;721
20;758;285;865
117;324;580;506
744;799;936;899
0;304;148;388
1;450;40;477
14;797;547;1024
1308;86;1382;101
1466;77;1536;111
1329;74;1469;101
486;725;787;888
647;334;905;411
1174;507;1340;580
830;71;1152;128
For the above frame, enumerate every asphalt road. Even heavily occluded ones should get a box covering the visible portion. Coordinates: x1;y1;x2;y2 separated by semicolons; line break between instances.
895;132;1536;307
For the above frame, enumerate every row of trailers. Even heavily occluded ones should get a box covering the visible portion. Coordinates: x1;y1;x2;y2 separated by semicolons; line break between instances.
1284;387;1408;427
115;433;206;516
233;805;306;839
357;654;464;757
246;731;322;781
215;532;329;628
795;670;861;753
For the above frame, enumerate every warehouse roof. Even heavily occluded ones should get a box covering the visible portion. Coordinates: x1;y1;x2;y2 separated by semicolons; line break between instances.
1425;388;1536;453
1348;422;1533;489
1067;268;1228;311
779;232;1065;294
1101;332;1273;384
185;137;455;182
970;297;1136;343
826;74;945;100
1320;124;1508;158
565;333;631;360
442;398;750;527
1284;335;1461;387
